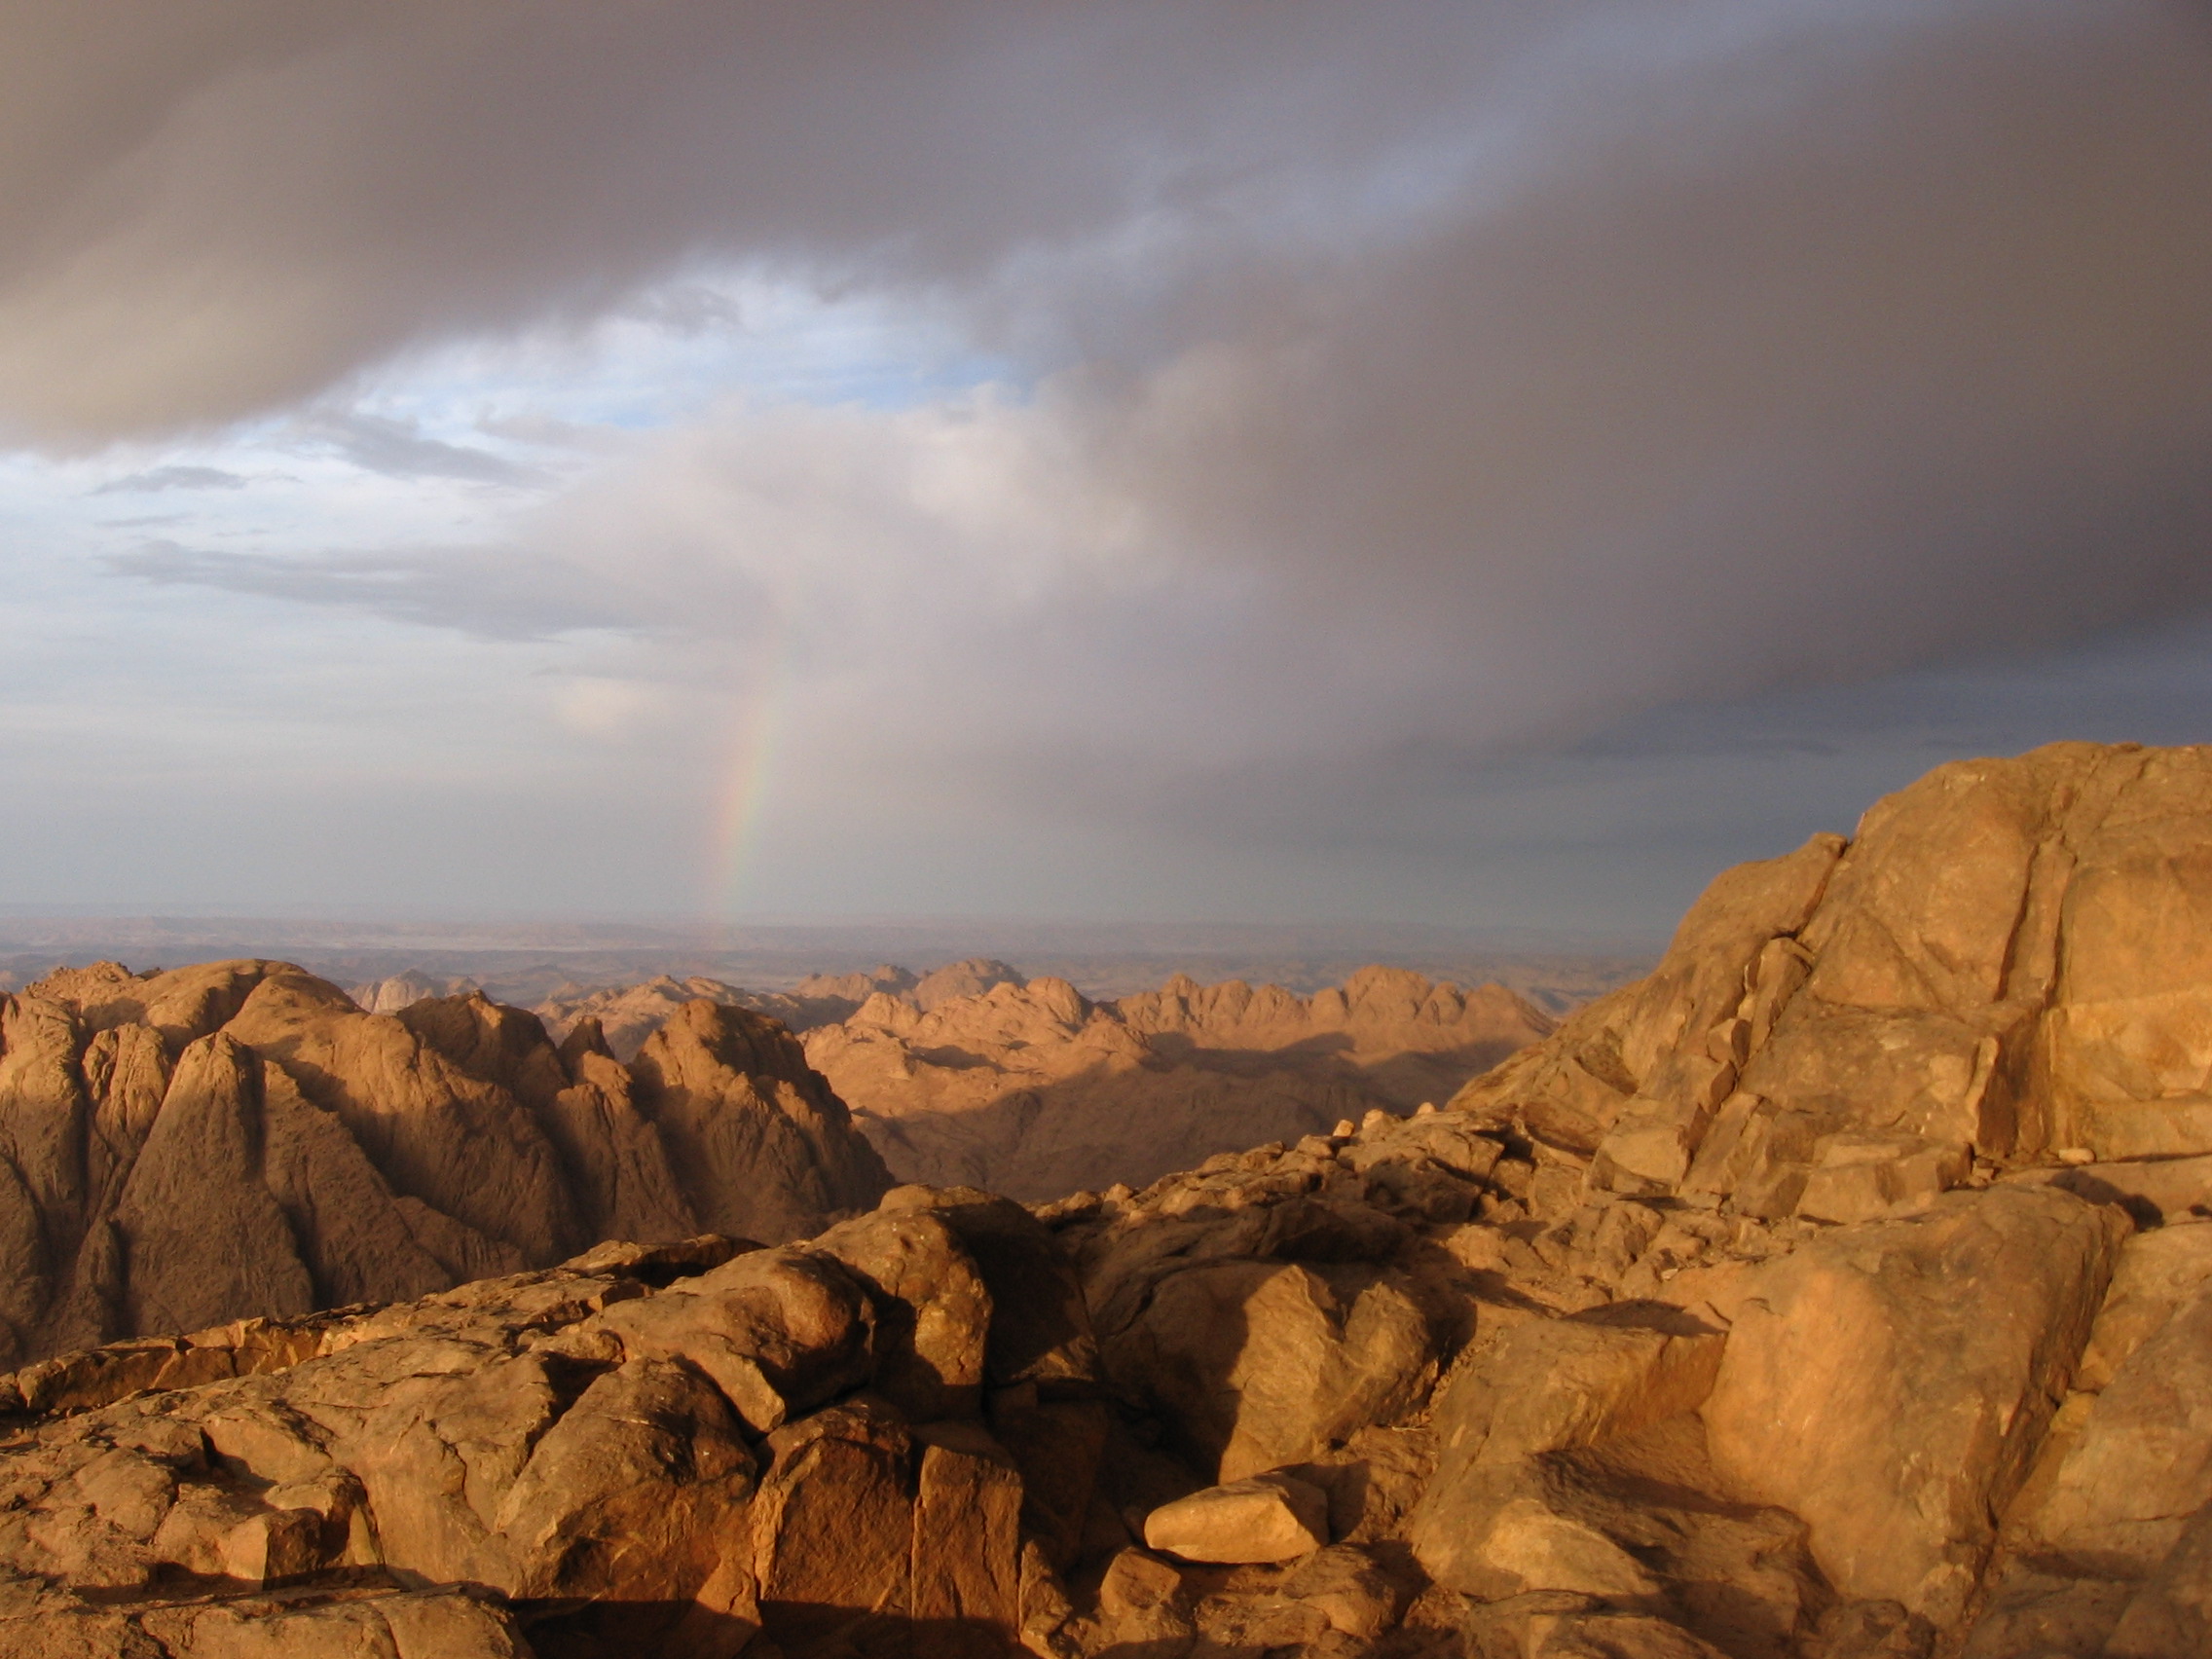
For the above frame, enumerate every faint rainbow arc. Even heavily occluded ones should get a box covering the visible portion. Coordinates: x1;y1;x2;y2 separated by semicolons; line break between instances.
709;625;793;918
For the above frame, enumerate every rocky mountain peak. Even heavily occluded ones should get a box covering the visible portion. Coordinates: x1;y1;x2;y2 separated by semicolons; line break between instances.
0;963;891;1373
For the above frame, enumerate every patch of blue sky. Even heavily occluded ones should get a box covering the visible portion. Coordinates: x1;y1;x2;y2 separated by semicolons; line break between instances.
23;256;1013;519
350;264;1029;444
15;264;1023;601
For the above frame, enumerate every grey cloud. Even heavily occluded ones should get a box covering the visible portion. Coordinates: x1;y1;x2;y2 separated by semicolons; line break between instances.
616;285;748;336
92;464;247;494
5;4;2194;703
290;411;544;486
0;1;1534;436
104;540;651;641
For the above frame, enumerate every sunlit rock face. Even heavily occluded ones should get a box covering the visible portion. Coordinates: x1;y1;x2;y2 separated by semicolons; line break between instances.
807;965;1557;1199
1456;741;2212;1206
10;742;2212;1658
0;960;892;1370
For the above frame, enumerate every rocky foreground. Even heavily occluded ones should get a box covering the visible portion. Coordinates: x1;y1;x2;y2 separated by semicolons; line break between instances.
5;741;2212;1657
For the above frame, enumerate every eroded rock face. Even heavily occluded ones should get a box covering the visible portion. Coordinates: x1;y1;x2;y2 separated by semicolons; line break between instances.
1456;743;2212;1218
533;973;871;1061
0;1054;2204;1658
0;960;891;1368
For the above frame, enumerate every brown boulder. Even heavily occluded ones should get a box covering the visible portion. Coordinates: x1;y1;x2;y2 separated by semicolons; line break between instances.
2102;1501;2212;1659
1142;1471;1329;1564
1099;1256;1439;1481
2004;1271;2212;1579
585;1244;875;1433
488;1355;757;1603
810;1204;993;1421
750;1400;1026;1656
884;1186;1097;1389
1702;1186;2126;1626
1410;1306;1727;1601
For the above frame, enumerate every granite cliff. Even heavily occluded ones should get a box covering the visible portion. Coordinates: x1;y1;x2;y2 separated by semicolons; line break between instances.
6;743;2212;1658
0;961;891;1370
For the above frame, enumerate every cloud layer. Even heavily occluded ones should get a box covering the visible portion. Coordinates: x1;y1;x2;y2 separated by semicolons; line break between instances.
7;1;2212;924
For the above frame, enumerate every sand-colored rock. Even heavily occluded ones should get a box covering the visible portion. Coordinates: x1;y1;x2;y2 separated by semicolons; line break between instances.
810;1205;993;1421
2025;1278;2212;1568
1702;1185;2125;1625
111;1035;318;1341
21;745;2212;1656
3;1585;534;1659
1101;1255;1440;1482
807;964;1553;1198
0;959;890;1369
349;968;479;1014
633;998;893;1246
2103;1502;2212;1659
535;972;868;1060
1453;744;2212;1247
1409;1306;1757;1613
1142;1470;1328;1563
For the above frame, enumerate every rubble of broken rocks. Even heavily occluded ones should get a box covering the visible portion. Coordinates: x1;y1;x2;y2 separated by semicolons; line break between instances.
6;741;2212;1657
4;1112;2202;1657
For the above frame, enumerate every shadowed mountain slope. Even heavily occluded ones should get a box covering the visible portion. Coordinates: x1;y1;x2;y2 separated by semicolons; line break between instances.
809;966;1555;1198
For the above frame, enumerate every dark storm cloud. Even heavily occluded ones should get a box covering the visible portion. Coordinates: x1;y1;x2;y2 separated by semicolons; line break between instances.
15;0;2212;830
0;0;1534;434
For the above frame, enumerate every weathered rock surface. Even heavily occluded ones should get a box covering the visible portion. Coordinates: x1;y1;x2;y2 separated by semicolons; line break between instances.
15;745;2212;1657
0;1210;1094;1659
1702;1186;2124;1625
1458;743;2212;1211
0;960;891;1369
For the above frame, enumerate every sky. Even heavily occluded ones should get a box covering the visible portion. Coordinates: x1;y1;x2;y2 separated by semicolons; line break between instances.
2;0;2211;940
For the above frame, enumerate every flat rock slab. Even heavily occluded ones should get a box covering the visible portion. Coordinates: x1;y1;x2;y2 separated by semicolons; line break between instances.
1143;1471;1329;1564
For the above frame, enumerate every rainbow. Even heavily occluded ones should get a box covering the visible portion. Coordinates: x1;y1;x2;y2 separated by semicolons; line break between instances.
707;635;792;916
